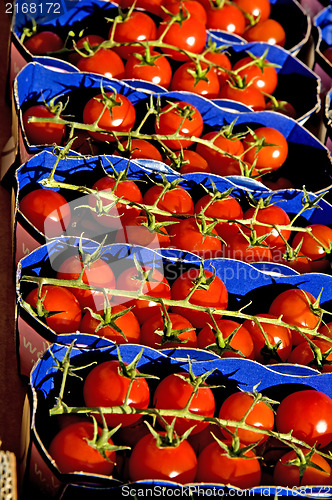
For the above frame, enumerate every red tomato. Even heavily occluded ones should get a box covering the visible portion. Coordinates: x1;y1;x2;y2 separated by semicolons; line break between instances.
243;313;292;363
80;304;141;343
68;34;105;64
162;0;208;24
116;138;163;162
195;130;245;176
271;246;312;274
168;218;222;258
206;4;246;35
287;339;332;372
114;215;171;248
56;255;116;311
170;268;228;328
22;104;66;145
243;127;288;172
233;0;271;23
219;82;266;111
76;48;125;79
273;449;332;487
222;231;273;263
89;175;143;229
140;311;197;349
83;92;136;142
197;319;255;359
25;285;81;333
243;204;291;248
170;61;220;98
128;431;198;483
165;149;211;174
318;322;332;339
24;31;63;55
154;100;204;150
265;99;297;119
268;288;322;345
291;224;332;263
114;265;171;323
219;391;275;444
157;15;207;61
204;49;232;87
19;188;71;237
120;0;164;16
142;183;194;222
196;440;261;488
275;390;332;448
124;50;172;89
83;359;150;427
111;11;157;60
48;421;116;475
232;56;278;95
244;19;286;47
153;371;215;435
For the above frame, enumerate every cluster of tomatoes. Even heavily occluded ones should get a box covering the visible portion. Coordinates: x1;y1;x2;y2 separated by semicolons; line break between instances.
44;347;332;489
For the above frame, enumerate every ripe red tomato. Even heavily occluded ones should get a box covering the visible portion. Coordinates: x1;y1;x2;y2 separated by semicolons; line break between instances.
273;449;332;487
170;268;228;328
197;319;255;359
291;224;332;263
286;339;332;372
124;50;172;89
114;265;171;323
168;218;222;258
89;175;143;229
80;304;141;344
76;48;125;79
142;183;194;222
242;313;292;363
170;62;220;98
219;391;275;444
24;31;64;55
25;285;81;333
153;371;215;435
111;11;157;60
140;311;197;349
116;138;163;161
120;0;164;16
243;204;291;248
222;231;273;263
154;100;204;150
268;288;322;345
196;440;261;488
219;82;266;111
265;99;297;118
206;3;246;35
56;255;116;311
48;421;116;475
195;130;245;176
68;34;105;64
162;0;208;24
243;127;288;172
83;359;150;427
157;15;207;61
232;56;278;95
270;246;312;274
114;215;171;248
244;18;286;47
19;188;71;237
275;390;332;448
165;149;211;174
128;431;198;483
203;49;232;87
233;0;271;23
83;92;136;142
22;104;66;145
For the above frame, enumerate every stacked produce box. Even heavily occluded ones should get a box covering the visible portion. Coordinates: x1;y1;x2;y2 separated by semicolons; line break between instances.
3;0;332;497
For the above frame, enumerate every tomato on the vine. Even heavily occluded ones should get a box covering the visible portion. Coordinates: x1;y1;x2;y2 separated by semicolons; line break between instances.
233;0;271;23
111;11;158;60
286;339;332;372
232;56;278;95
116;138;163;162
206;3;246;35
120;0;164;16
162;0;208;24
142;183;194;222
219;82;266;111
291;224;332;265
243;204;291;248
76;48;125;79
170;62;220;98
273;449;332;487
168;218;222;258
115;215;171;248
124;50;173;89
203;49;232;87
22;104;66;146
140;311;197;349
24;31;64;55
165;150;211;174
244;18;286;47
243;126;288;172
195;130;245;176
68;34;105;64
222;231;273;263
157;15;207;61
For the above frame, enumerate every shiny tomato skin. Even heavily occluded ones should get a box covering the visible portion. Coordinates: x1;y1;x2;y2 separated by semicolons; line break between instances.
243;313;292;363
142;183;194;222
154;100;204;150
275;390;332;448
19;188;71;237
243;127;288;172
265;99;297;119
170;268;228;328
165;149;211;174
244;18;286;47
68;34;105;64
115;215;171;249
291;224;332;262
287;339;332;373
153;371;215;435
114;266;171;324
273;449;331;487
168;218;222;258
22;105;66;146
83;360;150;427
270;246;312;274
25;285;81;333
170;62;220;99
219;391;275;444
56;255;116;311
111;11;157;60
206;4;246;35
196;440;261;488
243;204;291;248
232;56;278;95
162;0;208;24
219;83;266;111
197;319;255;359
195;131;245;176
128;432;198;483
83;92;136;142
204;50;232;87
140;311;197;349
24;31;64;55
89;176;143;229
48;421;116;475
157;16;207;61
116;138;163;162
76;48;125;79
124;50;172;89
233;0;271;22
222;231;273;263
80;304;141;344
268;289;321;345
